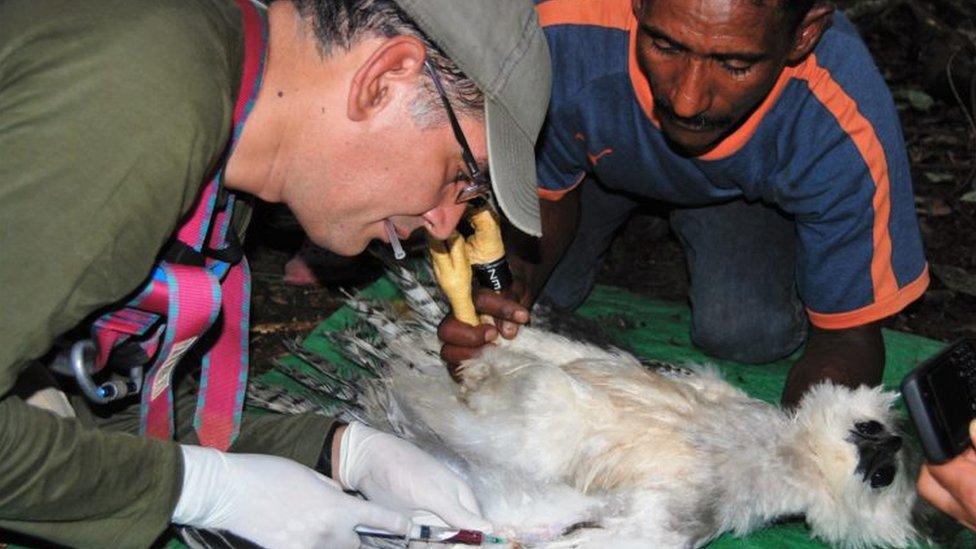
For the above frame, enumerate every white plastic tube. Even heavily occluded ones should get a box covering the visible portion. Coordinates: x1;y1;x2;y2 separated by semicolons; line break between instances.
385;220;406;260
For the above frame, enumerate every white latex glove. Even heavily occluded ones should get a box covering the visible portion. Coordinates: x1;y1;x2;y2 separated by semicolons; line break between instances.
173;445;410;548
338;421;491;531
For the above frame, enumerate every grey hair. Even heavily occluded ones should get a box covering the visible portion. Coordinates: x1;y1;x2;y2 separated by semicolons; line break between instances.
287;0;484;125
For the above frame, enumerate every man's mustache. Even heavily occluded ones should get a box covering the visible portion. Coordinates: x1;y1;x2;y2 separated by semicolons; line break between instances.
653;98;732;131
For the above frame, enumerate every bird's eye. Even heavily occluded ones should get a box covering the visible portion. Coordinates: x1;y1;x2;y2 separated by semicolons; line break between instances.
870;464;896;488
855;420;884;436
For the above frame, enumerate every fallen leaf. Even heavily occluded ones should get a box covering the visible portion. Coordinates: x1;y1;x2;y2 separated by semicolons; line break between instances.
893;89;935;112
932;264;976;298
961;190;976;203
924;172;955;183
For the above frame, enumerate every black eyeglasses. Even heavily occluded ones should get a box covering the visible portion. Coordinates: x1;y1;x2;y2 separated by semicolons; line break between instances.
423;60;491;204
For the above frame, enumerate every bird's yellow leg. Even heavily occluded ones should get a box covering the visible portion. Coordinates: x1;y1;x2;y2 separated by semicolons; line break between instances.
428;231;479;326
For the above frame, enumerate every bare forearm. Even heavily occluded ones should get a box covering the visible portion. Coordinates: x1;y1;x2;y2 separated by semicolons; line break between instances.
781;322;885;408
505;186;581;306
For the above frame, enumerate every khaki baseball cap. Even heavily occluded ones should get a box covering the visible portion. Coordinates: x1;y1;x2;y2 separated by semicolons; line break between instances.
395;0;550;237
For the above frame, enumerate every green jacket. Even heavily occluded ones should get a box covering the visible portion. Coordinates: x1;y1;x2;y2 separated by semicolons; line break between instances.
0;1;333;546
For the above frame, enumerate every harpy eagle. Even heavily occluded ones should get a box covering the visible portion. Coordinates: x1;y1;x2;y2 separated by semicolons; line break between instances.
250;264;928;548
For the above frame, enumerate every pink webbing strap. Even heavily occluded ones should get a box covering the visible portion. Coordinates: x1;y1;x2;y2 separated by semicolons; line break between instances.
140;264;221;439
175;176;220;252
92;308;159;368
88;0;265;449
188;0;265;449
194;258;250;447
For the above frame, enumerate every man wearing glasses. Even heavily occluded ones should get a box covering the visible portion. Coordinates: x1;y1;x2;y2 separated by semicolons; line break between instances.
0;0;549;547
282;59;493;285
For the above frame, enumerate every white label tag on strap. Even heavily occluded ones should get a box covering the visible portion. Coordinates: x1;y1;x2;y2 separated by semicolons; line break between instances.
151;337;199;400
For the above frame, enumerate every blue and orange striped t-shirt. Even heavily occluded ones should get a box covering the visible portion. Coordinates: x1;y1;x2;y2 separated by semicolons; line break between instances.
534;0;929;330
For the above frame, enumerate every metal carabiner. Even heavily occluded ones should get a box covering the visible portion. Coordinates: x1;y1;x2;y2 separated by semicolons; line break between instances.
64;340;143;404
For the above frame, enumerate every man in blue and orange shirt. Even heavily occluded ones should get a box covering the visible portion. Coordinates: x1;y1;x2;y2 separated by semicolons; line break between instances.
441;0;928;409
442;0;976;525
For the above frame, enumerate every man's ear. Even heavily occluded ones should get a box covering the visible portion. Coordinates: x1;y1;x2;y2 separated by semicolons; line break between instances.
347;35;427;122
787;3;834;63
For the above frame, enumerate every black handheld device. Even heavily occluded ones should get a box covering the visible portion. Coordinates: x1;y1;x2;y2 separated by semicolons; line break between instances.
901;338;976;464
